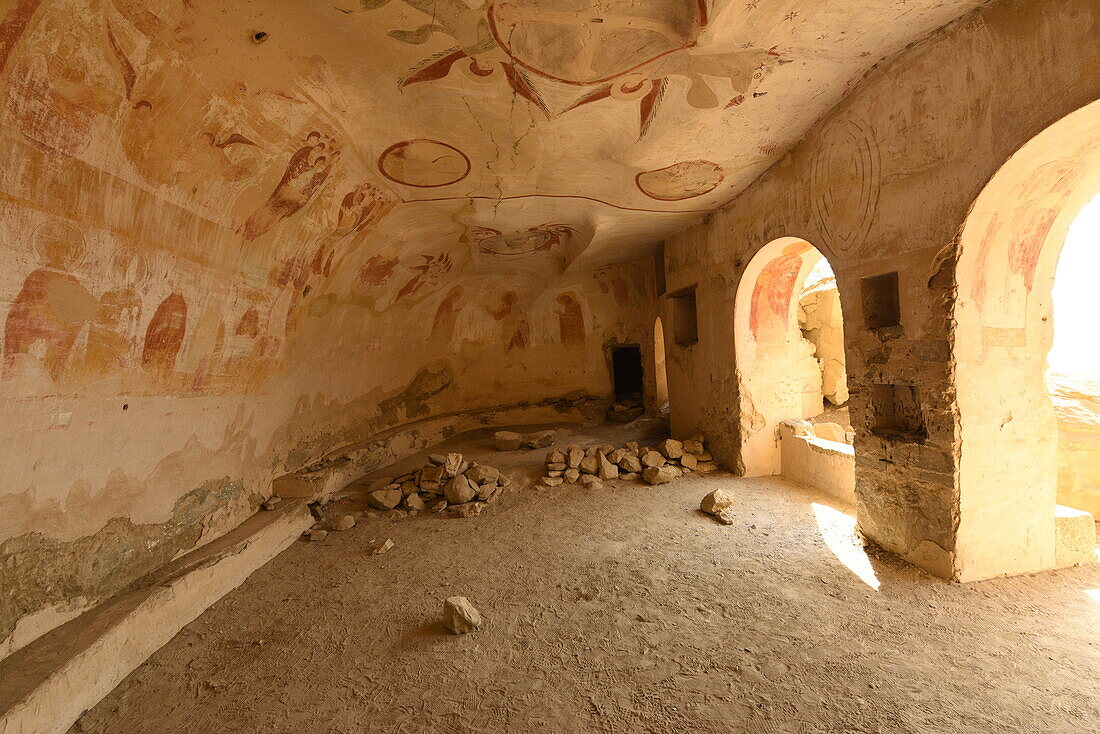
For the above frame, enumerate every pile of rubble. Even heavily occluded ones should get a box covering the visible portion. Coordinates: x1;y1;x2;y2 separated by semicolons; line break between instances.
364;452;510;519
541;436;716;488
606;392;644;423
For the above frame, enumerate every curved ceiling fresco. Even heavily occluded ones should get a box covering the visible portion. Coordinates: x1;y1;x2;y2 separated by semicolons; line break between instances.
0;0;985;317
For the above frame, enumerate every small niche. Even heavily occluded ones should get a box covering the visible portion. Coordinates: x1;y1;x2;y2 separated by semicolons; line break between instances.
861;271;901;330
870;383;926;440
671;287;698;346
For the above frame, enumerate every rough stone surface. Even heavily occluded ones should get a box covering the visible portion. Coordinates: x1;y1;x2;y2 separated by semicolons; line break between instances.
493;432;524;451
619;455;644;473
642;466;677;485
368;489;403;510
701;489;735;515
443;597;482;634
333;514;356;531
597;454;619;480
641;451;666;469
445;475;478;505
658;439;684;459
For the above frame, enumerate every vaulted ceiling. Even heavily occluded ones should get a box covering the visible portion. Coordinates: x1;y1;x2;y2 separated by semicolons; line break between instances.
6;0;986;300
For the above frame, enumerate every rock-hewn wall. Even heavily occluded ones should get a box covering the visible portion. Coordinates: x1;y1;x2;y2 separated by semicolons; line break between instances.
0;1;659;659
662;0;1100;580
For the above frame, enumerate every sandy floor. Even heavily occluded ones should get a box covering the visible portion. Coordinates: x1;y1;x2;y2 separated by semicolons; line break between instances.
72;424;1100;733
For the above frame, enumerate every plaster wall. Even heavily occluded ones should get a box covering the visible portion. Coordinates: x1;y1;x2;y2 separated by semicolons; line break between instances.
0;0;660;658
662;0;1100;580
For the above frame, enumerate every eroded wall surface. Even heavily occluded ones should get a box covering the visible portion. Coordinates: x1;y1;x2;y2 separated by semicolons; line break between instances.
0;0;667;658
662;0;1100;580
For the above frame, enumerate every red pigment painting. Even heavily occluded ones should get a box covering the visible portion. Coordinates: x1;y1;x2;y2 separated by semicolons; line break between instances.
239;131;340;241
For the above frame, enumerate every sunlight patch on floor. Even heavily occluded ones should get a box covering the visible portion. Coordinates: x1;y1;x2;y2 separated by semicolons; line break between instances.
1086;589;1100;606
812;502;880;591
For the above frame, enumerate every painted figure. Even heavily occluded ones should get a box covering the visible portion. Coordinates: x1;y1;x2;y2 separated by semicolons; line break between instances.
3;220;98;383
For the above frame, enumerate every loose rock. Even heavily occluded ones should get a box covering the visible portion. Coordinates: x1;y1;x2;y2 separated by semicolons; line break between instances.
445;474;478;504
307;529;328;542
597;453;619;480
368;489;402;510
333;514;356;531
658;439;684;459
701;489;735;515
493;431;524;451
443;596;482;634
371;538;395;554
642;466;678;485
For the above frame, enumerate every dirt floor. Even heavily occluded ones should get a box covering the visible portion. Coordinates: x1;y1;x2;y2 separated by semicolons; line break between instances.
72;423;1100;733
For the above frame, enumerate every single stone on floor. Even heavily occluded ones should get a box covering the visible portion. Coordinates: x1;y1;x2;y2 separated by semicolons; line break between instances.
493;431;524;451
700;489;735;515
371;538;394;554
445;474;478;504
658;439;684;459
307;529;328;542
443;596;483;634
333;514;356;531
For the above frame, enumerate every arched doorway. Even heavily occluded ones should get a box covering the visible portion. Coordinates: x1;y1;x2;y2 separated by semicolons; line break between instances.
953;99;1100;579
733;238;848;476
653;316;669;412
1049;193;1100;516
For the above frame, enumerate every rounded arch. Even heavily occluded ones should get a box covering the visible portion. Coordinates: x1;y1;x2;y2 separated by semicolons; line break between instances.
733;237;842;476
653;315;669;410
954;99;1100;580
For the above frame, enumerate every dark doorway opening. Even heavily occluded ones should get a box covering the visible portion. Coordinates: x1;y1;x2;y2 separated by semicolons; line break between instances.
608;345;644;423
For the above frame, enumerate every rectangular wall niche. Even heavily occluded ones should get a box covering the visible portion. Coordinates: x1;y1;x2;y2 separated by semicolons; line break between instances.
671;288;698;346
861;271;901;329
870;383;926;440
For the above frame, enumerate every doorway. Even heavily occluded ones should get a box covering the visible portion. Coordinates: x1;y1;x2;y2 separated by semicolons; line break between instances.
608;345;644;422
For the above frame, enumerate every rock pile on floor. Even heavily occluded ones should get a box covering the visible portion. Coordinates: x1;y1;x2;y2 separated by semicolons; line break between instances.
443;596;482;634
493;429;556;451
606;392;644;423
367;452;511;519
541;436;716;488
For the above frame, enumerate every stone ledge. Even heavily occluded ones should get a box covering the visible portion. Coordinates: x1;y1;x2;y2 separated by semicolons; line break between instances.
0;501;313;734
